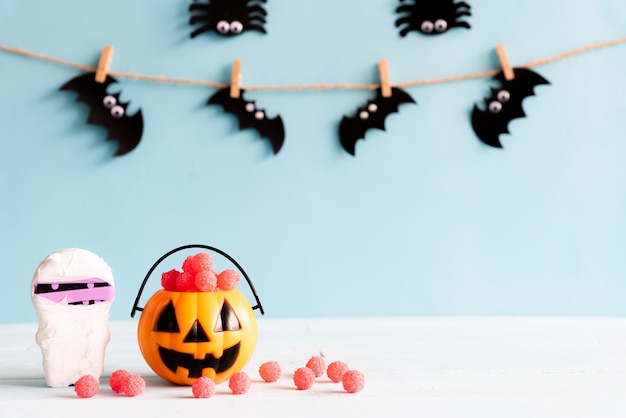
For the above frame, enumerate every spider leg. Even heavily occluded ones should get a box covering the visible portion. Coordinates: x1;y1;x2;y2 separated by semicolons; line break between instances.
190;24;213;38
394;16;412;28
452;21;471;29
189;15;211;25
189;3;210;12
395;5;413;13
249;15;267;25
397;23;417;37
456;10;472;17
246;23;267;34
248;4;267;16
249;0;267;3
455;1;471;9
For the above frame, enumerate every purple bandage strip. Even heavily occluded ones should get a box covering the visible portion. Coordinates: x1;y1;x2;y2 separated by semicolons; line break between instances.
34;278;114;304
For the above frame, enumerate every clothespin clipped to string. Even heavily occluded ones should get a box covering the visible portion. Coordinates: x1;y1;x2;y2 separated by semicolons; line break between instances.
230;59;242;98
495;43;514;81
378;59;392;97
95;45;114;83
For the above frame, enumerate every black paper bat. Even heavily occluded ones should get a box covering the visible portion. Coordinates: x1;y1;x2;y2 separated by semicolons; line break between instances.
339;87;416;156
471;68;549;148
207;87;285;154
60;72;144;156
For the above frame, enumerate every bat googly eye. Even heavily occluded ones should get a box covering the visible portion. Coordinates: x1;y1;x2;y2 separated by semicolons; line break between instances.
216;20;230;34
254;110;265;120
420;21;434;33
434;19;448;32
497;90;511;103
359;111;369;120
110;105;125;119
488;101;503;114
230;21;243;34
103;95;117;109
368;103;378;113
245;103;255;112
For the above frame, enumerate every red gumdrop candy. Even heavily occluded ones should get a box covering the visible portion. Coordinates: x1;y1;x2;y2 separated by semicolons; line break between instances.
109;369;130;393
229;371;251;394
342;370;365;393
326;361;349;383
194;270;217;292
192;377;217;398
293;367;315;390
259;361;282;383
183;253;214;274
305;355;326;378
176;271;197;292
121;373;146;397
161;269;180;291
217;269;240;291
74;375;99;398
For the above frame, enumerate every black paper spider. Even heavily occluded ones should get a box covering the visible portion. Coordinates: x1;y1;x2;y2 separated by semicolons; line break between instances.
189;0;267;38
395;0;471;37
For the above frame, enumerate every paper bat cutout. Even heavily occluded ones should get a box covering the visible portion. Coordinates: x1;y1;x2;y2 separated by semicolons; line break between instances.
339;87;416;156
471;68;549;148
60;72;144;156
207;87;285;154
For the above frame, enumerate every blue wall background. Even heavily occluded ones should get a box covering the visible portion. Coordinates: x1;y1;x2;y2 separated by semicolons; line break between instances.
1;0;625;323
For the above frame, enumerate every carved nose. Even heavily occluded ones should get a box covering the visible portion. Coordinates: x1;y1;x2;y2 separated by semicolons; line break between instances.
183;320;211;343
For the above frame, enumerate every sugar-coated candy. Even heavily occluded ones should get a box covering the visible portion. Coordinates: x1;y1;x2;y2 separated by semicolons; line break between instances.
121;373;146;397
192;377;217;398
217;269;240;291
109;369;131;393
176;271;197;292
305;355;326;378
74;375;99;398
229;371;251;394
259;361;282;383
161;269;180;291
326;361;349;383
342;370;365;393
183;253;214;274
194;270;217;292
293;367;315;390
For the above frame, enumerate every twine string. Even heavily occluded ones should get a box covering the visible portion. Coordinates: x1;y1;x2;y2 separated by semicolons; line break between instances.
1;35;626;92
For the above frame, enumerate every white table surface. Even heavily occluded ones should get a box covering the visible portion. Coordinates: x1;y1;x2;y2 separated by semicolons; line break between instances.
1;317;626;417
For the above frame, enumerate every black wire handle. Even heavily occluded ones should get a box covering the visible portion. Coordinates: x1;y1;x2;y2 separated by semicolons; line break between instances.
131;244;264;318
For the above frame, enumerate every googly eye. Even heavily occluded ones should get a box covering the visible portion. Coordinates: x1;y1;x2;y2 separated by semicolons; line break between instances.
230;21;243;34
254;110;264;120
110;105;125;119
245;103;255;112
434;19;448;32
359;111;369;120
216;20;230;34
488;101;503;114
368;103;378;113
420;21;434;33
103;95;116;109
497;90;511;103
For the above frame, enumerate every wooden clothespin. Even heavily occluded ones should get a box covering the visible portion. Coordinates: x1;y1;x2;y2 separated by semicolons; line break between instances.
378;59;392;98
495;43;514;81
230;59;242;99
95;45;114;84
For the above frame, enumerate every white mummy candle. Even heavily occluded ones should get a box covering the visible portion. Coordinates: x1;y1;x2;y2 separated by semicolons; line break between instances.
30;248;115;387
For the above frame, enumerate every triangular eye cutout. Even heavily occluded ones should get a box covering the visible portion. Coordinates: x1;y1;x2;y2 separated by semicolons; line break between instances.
183;320;211;343
154;301;180;332
214;301;241;332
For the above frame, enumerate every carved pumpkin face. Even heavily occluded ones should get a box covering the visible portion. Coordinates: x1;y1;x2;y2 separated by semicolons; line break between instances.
137;289;257;385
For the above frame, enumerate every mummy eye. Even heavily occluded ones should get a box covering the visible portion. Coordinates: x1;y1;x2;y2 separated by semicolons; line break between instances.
216;21;230;34
110;105;125;119
103;95;116;109
420;20;434;33
497;90;511;103
230;21;243;34
434;19;448;32
489;101;503;114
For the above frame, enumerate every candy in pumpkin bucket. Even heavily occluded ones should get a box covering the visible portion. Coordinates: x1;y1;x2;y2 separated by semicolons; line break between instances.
131;244;264;385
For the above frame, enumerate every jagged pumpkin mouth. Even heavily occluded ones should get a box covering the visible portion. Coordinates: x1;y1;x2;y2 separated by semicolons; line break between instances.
157;342;241;378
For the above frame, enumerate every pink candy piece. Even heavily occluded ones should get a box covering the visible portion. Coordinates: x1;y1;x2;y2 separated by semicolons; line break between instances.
293;367;315;390
74;375;99;398
176;271;197;292
161;269;180;291
306;355;326;378
342;370;365;393
109;369;130;393
183;253;214;274
192;377;217;398
121;373;146;397
194;270;218;292
229;371;251;395
327;361;349;383
217;269;240;291
259;361;282;383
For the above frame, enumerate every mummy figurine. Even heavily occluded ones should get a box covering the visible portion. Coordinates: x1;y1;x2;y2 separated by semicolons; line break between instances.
30;248;115;387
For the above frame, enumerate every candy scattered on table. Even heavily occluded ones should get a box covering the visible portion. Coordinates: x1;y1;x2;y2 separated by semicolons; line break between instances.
341;370;365;393
229;371;251;394
326;361;349;383
109;369;130;393
305;355;326;378
121;373;146;397
259;361;282;382
192;377;217;398
293;366;315;390
74;375;99;398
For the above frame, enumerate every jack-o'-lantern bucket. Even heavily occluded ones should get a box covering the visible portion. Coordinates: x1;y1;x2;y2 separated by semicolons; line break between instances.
131;244;264;385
